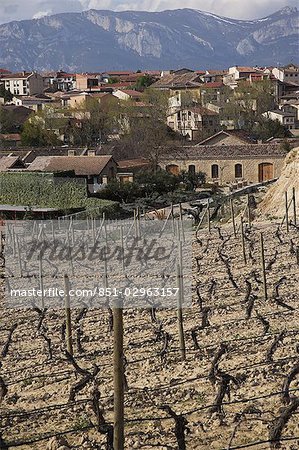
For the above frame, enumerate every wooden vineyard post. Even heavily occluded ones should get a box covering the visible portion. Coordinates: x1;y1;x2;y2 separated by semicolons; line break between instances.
176;264;186;361
136;206;141;238
260;232;268;301
285;191;289;232
207;204;211;233
171;203;175;232
179;202;183;221
39;252;45;309
16;235;23;278
120;226;125;271
230;198;236;237
240;217;247;265
133;209;138;238
113;305;124;450
293;187;297;226
64;275;73;356
296;247;299;267
247;193;251;228
177;241;186;360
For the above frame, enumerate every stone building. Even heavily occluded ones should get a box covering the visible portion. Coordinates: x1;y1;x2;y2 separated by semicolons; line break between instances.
160;144;288;185
198;130;256;146
27;155;118;193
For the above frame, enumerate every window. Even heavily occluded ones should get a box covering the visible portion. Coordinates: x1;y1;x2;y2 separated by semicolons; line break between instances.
166;164;180;175
235;163;243;178
188;165;196;175
211;164;219;179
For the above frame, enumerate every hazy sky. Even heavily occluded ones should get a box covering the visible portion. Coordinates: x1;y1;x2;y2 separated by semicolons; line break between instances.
0;0;297;23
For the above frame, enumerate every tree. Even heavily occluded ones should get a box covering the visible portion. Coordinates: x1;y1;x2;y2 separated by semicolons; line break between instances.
134;74;155;90
97;180;144;203
134;170;180;196
220;80;276;131
0;85;13;103
113;89;173;168
69;97;121;146
252;117;290;141
178;171;206;190
21;119;59;147
0;107;16;133
108;77;120;84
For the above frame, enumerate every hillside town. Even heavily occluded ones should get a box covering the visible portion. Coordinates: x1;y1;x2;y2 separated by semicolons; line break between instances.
1;2;299;447
0;63;299;216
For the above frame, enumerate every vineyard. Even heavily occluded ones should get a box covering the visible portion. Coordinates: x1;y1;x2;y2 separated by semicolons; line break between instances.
0;197;299;449
0;172;118;214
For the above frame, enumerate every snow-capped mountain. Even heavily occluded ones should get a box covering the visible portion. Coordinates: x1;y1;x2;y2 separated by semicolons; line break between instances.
0;6;298;71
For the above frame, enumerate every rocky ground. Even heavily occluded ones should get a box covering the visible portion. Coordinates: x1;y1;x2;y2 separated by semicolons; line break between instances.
0;215;299;449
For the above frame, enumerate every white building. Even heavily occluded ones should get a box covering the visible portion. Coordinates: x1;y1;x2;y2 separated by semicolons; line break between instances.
272;64;299;84
262;110;296;130
2;72;44;96
167;106;220;141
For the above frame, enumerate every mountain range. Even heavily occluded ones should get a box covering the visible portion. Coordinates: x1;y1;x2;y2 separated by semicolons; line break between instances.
0;6;298;72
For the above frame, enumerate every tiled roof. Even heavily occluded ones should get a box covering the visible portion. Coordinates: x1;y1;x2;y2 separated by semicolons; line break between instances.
152;72;202;88
0;134;21;141
0;68;11;74
99;83;134;89
205;70;228;75
0;156;23;171
163;144;288;160
1;72;33;79
117;158;150;169
116;89;143;97
201;82;224;88
198;130;256;145
27;155;115;176
105;71;134;76
236;67;261;73
267;110;295;117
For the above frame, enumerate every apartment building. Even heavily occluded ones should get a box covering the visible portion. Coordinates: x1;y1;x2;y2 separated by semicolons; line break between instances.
1;72;44;96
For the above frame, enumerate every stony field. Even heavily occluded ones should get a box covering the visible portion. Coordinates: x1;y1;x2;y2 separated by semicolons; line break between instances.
0;217;299;450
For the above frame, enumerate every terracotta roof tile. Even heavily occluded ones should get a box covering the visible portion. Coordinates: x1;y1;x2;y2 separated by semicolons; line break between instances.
117;158;150;169
0;156;23;171
27;155;115;176
163;144;288;160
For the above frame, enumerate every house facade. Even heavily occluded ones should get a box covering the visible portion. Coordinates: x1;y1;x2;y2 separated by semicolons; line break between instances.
43;71;76;92
262;110;296;130
272;64;299;84
76;73;101;91
27;155;118;194
12;94;53;112
167;107;220;141
2;72;44;96
160;144;287;185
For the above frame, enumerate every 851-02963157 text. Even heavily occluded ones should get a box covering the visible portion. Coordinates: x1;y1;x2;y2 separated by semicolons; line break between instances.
9;286;180;299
